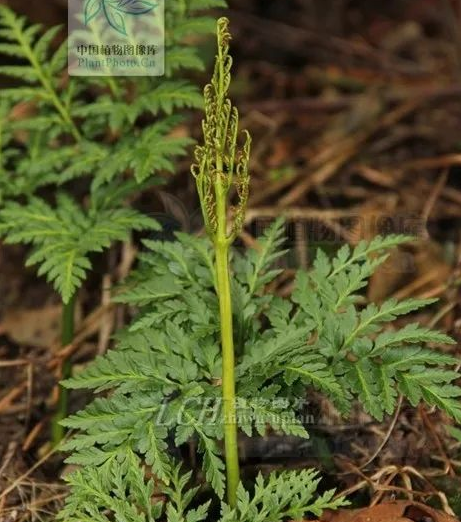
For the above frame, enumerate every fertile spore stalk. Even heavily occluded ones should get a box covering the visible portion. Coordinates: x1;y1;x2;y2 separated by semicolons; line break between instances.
191;17;250;507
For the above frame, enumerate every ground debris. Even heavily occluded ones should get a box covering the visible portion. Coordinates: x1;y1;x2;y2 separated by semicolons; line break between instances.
319;501;460;522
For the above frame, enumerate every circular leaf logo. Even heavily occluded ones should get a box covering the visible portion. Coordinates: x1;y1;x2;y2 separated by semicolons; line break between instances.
84;0;158;36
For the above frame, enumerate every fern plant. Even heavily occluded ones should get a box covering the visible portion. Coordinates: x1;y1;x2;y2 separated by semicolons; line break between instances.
0;1;226;443
58;17;460;522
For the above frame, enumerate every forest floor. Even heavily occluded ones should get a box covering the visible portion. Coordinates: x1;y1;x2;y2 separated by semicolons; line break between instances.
1;0;461;520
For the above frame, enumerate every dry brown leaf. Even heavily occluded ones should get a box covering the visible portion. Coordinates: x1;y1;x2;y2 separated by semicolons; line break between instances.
267;137;293;169
0;306;62;348
318;501;460;522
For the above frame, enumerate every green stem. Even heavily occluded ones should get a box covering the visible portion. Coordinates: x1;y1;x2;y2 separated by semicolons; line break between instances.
215;181;240;507
51;294;76;446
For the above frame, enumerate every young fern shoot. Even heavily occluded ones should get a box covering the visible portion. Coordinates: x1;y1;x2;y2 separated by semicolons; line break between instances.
191;17;250;507
192;18;251;507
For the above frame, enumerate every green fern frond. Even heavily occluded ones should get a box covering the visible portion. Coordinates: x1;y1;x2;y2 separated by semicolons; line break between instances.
164;465;211;522
338;349;460;421
165;47;205;75
237;327;311;377
59;449;161;522
244;217;287;294
62;349;189;393
171;17;218;42
115;274;181;306
0;6;79;139
264;297;294;333
62;394;153;432
238;389;308;438
0;194;157;302
93;118;193;186
307;235;412;310
397;367;461;414
136;423;172;483
344;358;384;420
137;81;204;115
373;323;455;353
60;142;109;183
220;470;348;522
381;346;458;369
328;234;413;279
285;357;350;415
177;405;226;499
344;297;437;347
